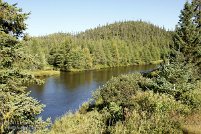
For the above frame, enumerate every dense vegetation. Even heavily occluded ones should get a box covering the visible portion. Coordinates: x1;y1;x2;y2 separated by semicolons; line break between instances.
24;21;171;71
50;63;201;133
0;0;200;134
50;1;201;134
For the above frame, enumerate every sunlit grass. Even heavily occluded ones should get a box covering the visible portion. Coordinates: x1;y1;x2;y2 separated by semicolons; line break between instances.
31;70;60;77
182;114;201;134
150;60;163;65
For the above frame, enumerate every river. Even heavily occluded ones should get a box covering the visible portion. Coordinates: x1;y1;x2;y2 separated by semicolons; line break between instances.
28;64;157;121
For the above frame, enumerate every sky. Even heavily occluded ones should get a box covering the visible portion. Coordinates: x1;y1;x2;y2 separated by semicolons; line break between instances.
5;0;186;36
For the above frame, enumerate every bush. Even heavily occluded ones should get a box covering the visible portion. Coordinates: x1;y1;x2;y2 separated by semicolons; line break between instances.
109;90;188;134
50;111;106;134
140;62;201;110
78;102;90;114
180;81;201;109
131;91;190;115
99;73;143;105
111;110;183;134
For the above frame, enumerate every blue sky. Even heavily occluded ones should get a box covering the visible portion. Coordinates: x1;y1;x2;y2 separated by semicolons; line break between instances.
5;0;186;36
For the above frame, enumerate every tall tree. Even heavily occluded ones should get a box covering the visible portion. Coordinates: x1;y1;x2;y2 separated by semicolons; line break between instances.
0;1;48;133
192;0;201;66
174;0;201;65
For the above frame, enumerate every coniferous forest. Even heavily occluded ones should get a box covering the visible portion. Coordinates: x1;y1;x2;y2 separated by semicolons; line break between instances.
0;0;201;134
24;21;171;71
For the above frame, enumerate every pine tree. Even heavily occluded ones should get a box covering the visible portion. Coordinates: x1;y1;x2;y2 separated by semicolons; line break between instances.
174;1;201;65
0;1;49;133
192;0;201;66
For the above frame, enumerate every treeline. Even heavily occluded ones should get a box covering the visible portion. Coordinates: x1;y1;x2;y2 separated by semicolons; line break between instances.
24;21;172;71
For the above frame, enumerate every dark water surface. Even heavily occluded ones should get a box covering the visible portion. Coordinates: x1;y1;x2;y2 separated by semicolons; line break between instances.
28;65;157;121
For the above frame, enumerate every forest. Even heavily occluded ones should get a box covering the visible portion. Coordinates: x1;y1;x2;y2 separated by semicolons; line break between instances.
0;0;201;134
24;21;171;71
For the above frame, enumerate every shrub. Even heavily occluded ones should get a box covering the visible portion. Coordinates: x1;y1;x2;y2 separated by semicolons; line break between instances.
141;62;201;110
49;111;106;134
99;73;143;105
109;90;188;134
110;110;183;134
131;91;190;115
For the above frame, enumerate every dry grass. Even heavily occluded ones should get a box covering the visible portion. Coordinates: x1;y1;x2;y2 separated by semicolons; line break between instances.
182;112;201;134
150;60;163;65
31;70;60;77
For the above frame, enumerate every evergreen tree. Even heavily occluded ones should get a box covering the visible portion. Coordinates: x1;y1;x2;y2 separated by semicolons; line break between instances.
174;1;201;65
0;1;48;133
25;21;171;71
192;0;201;66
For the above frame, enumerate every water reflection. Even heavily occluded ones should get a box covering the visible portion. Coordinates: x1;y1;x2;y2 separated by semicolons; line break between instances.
28;65;157;121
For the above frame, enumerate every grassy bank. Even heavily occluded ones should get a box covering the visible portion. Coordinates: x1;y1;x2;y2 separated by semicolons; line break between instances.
31;70;60;77
149;60;163;65
27;60;162;78
63;60;163;72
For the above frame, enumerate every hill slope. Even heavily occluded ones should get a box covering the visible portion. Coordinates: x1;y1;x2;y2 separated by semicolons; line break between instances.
25;21;172;71
78;21;169;41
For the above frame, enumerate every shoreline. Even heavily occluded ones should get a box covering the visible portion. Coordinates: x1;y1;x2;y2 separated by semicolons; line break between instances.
30;60;162;77
61;60;163;72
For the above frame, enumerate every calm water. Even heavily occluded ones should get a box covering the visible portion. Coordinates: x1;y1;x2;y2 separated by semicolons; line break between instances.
28;65;157;121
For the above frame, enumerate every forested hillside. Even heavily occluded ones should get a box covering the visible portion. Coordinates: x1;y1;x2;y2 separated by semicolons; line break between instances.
24;21;172;71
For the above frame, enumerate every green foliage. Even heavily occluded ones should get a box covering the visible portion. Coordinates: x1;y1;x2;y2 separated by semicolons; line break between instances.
0;0;199;133
0;1;49;133
102;102;124;125
78;102;90;114
174;0;201;67
38;1;201;134
62;46;93;71
111;110;182;134
0;1;28;37
50;111;106;134
25;21;171;71
110;91;187;134
146;61;200;109
108;102;123;120
99;73;142;105
51;72;193;134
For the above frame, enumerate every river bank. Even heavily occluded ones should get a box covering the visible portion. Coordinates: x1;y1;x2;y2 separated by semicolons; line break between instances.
27;64;158;121
31;70;60;77
60;60;163;72
30;60;162;77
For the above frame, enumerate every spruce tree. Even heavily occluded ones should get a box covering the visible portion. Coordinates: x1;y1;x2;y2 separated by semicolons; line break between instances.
192;0;201;66
0;1;49;133
174;0;201;66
